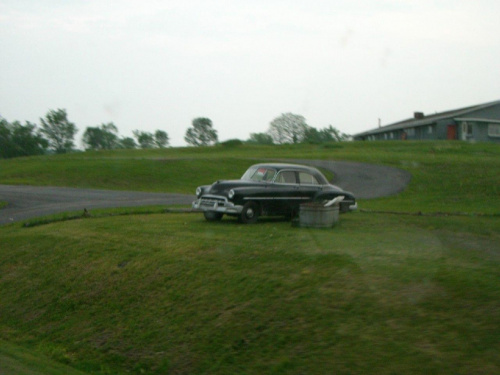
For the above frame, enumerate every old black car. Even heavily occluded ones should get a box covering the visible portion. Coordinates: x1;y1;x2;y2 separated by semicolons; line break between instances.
192;163;357;223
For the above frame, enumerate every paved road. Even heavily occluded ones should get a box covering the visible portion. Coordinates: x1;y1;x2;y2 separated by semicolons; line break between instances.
295;160;411;199
0;160;410;225
0;186;194;225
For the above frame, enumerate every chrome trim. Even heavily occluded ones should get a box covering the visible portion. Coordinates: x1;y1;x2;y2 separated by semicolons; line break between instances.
199;194;227;201
243;197;310;200
192;195;243;214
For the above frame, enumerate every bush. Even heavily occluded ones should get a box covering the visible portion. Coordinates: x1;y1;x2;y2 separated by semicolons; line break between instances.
220;139;243;147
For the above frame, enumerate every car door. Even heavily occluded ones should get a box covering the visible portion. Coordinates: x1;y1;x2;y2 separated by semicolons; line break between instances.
269;170;305;214
297;171;323;200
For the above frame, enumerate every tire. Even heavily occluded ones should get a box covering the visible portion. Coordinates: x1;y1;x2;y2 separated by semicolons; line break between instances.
239;201;260;224
204;211;223;221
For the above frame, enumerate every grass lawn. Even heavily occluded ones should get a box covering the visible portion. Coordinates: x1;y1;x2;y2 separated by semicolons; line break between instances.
0;340;88;375
0;141;499;374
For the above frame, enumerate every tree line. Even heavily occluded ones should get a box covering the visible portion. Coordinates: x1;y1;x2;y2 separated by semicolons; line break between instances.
1;109;348;159
0;109;175;158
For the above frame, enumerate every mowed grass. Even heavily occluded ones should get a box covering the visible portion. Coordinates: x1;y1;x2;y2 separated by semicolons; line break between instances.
1;213;499;374
0;141;499;374
0;340;88;375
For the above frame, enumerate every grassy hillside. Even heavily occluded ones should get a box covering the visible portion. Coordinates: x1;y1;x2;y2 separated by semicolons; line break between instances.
0;141;499;374
1;213;499;374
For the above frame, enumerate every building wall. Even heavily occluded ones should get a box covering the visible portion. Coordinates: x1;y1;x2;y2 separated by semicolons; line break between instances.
436;120;457;140
355;102;500;142
456;103;500;143
458;121;500;143
377;122;447;141
418;124;438;140
484;123;500;143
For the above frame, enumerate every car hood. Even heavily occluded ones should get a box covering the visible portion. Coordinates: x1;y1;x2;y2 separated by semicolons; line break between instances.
207;180;263;195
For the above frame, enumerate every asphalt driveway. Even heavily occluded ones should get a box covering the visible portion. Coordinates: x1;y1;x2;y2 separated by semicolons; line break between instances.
0;160;410;225
291;159;411;199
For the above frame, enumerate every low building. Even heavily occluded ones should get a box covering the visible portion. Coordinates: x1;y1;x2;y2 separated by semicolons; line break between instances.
354;100;500;143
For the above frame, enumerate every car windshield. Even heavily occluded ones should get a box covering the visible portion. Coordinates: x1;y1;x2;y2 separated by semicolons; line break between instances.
241;166;277;182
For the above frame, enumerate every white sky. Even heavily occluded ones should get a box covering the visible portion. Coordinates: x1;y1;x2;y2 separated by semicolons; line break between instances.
1;0;499;146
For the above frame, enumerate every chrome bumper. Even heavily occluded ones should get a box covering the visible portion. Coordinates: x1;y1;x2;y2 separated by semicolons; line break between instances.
192;196;243;215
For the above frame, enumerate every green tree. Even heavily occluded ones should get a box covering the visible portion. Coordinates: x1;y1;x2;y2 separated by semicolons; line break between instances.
11;121;48;156
40;109;77;153
119;137;136;149
247;132;274;145
302;126;323;144
0;118;15;158
133;130;155;149
82;123;119;150
184;117;218;146
0;118;48;158
154;130;169;148
303;125;350;144
268;113;308;144
317;125;350;142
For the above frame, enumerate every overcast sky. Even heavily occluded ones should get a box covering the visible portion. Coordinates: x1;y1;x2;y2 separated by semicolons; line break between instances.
1;0;499;146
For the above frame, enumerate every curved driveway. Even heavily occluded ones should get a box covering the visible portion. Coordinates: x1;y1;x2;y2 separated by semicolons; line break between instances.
0;160;410;225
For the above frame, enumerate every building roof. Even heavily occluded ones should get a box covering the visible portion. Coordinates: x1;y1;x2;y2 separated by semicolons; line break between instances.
354;100;500;137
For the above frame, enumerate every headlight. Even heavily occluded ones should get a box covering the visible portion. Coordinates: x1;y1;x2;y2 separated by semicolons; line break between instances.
228;189;235;199
196;187;202;197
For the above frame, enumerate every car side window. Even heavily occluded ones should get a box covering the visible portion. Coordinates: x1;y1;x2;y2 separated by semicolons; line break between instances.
276;171;296;184
299;172;319;185
250;168;276;182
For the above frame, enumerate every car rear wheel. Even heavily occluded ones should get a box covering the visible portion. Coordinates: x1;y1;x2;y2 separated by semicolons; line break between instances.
239;201;259;224
204;211;223;221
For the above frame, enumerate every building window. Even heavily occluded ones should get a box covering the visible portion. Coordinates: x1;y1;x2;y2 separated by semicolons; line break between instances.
427;126;434;134
488;124;500;137
407;128;415;136
390;132;394;139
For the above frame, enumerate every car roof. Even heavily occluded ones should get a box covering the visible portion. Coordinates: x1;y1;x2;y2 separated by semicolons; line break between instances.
251;163;319;173
248;163;329;184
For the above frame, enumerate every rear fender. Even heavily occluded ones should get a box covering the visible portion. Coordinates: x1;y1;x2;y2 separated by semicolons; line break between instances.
313;191;343;202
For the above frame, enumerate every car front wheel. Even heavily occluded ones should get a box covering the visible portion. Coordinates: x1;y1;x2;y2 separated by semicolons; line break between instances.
204;211;223;221
239;201;260;224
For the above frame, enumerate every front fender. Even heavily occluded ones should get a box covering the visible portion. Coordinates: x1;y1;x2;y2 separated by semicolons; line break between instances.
230;186;271;205
196;185;212;197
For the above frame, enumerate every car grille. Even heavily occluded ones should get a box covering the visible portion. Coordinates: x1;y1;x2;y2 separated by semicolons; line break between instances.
199;197;227;208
